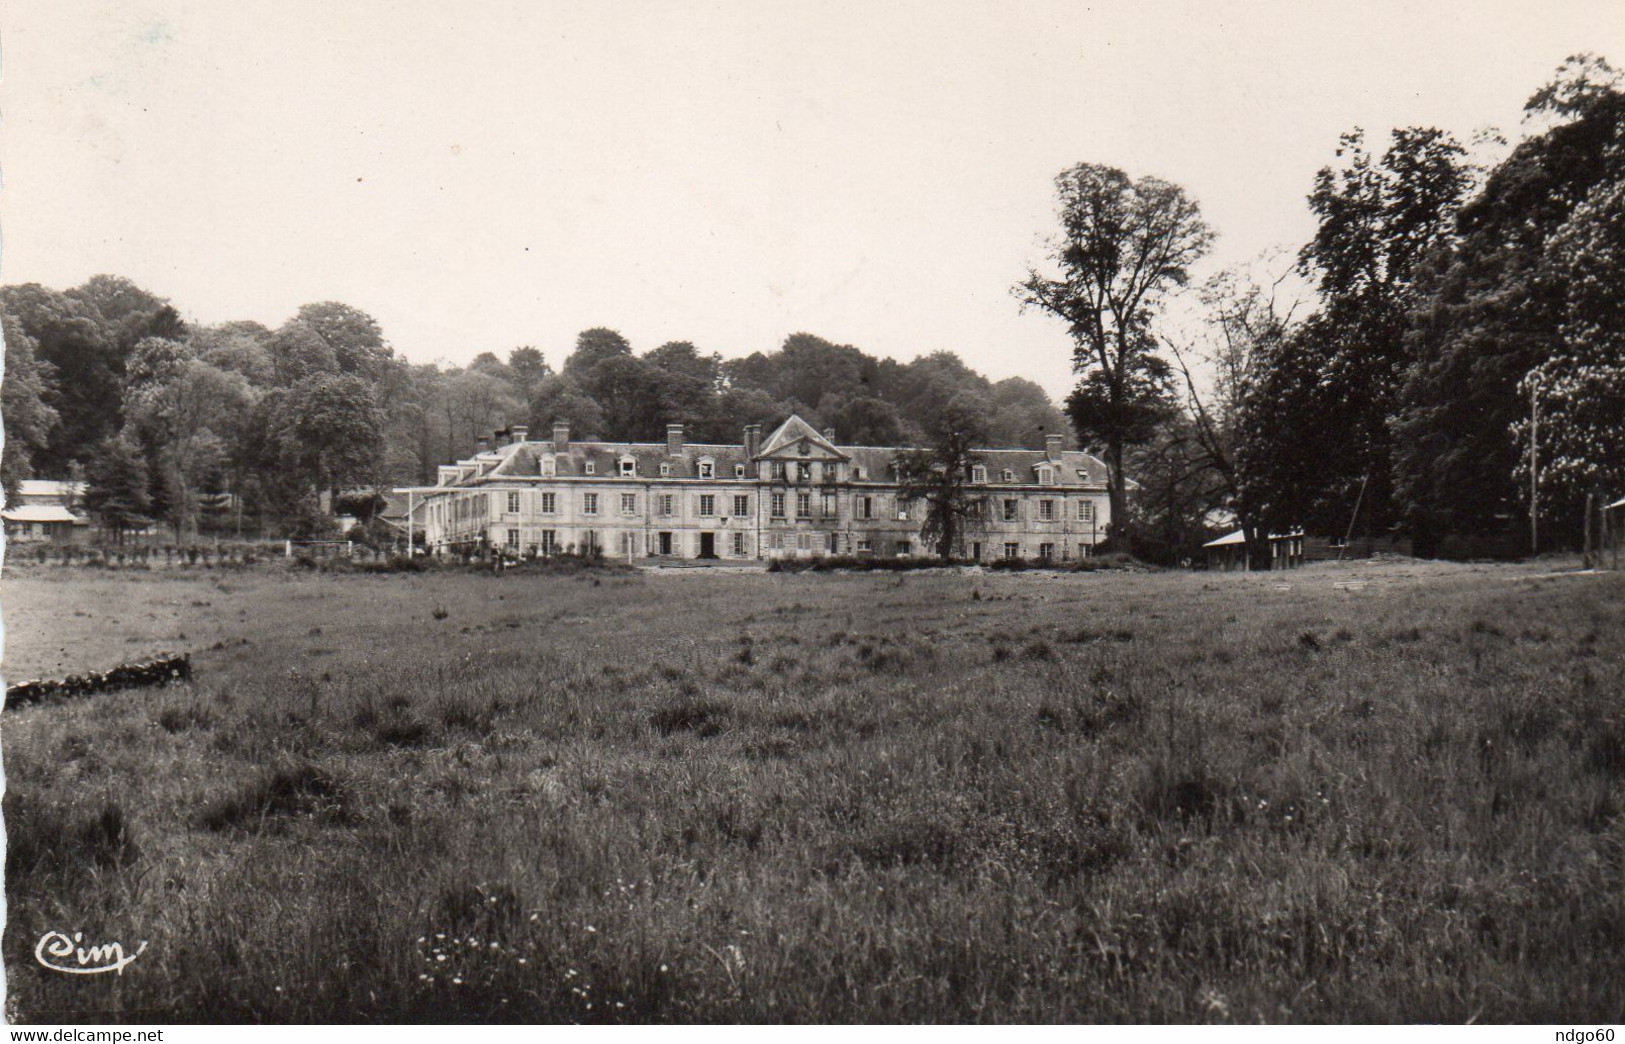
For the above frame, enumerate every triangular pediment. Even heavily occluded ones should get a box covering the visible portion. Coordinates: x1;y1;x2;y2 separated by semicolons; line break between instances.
756;415;848;461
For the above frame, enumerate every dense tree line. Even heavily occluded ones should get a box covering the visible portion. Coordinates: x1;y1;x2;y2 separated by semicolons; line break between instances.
1030;55;1623;563
0;281;1068;540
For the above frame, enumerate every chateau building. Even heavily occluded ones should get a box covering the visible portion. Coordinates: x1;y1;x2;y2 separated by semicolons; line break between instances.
396;415;1111;563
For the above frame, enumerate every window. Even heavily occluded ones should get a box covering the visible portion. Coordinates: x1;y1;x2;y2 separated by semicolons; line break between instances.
584;461;596;475
1002;469;1015;482
733;495;750;516
659;494;675;517
1079;500;1096;523
540;492;557;514
698;460;714;478
971;465;987;483
621;493;637;515
699;494;716;517
734;464;745;479
796;533;811;551
822;493;836;517
1039;499;1055;521
540;456;556;477
620;531;639;555
541;530;557;553
1003;499;1019;521
896;540;911;557
768;532;784;549
896;498;910;521
1038;466;1054;484
771;461;787;481
796;492;812;518
506;528;520;549
732;532;746;556
1078;542;1092;559
507;492;521;514
854;466;866;480
771;492;786;518
798;442;810;456
619;457;636;476
856;538;872;553
1004;542;1021;560
582;493;598;515
1038;542;1055;562
857;496;874;519
829;532;841;554
660;462;672;477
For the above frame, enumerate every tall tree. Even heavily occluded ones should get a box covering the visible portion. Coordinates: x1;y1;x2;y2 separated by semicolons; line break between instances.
0;284;123;470
895;393;992;560
1282;127;1472;536
562;328;633;378
82;436;152;542
1019;163;1214;537
1;311;60;496
1392;57;1624;550
295;301;392;379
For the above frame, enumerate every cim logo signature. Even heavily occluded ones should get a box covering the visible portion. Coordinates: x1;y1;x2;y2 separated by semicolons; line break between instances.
35;930;147;976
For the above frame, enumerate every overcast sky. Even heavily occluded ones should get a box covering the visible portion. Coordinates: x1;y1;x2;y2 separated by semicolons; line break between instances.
4;1;1621;398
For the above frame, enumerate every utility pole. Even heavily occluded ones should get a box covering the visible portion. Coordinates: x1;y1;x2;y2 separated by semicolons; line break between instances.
1529;379;1539;556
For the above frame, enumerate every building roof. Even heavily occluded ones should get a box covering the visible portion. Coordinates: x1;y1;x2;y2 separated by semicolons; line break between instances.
410;415;1111;492
1203;528;1303;548
3;504;88;524
15;479;87;500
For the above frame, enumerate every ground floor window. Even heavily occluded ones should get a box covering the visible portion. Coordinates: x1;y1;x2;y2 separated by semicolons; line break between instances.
541;530;557;553
896;540;911;556
1004;542;1020;560
619;531;639;556
768;532;784;550
1038;542;1054;562
732;532;746;556
856;538;872;553
1078;542;1092;559
971;541;982;560
506;528;520;550
796;532;811;552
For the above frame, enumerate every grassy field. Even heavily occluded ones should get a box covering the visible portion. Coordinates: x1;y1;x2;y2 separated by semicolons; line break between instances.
3;558;1623;1023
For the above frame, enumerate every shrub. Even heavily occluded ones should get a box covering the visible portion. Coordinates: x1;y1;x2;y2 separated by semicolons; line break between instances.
4;795;139;879
650;697;732;737
199;762;347;832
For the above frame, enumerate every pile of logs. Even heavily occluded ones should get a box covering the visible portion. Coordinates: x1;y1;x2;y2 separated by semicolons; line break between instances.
5;654;192;710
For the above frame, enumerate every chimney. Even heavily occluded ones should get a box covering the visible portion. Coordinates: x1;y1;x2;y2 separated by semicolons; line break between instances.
743;423;761;458
1045;433;1064;460
511;425;528;443
666;423;684;456
552;421;570;451
476;435;490;454
822;426;836;444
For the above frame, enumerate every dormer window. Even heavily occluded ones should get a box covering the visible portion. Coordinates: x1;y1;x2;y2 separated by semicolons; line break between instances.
584;461;596;475
660;462;672;477
771;462;787;481
698;458;715;479
1002;469;1015;482
971;465;988;484
619;456;637;477
1038;466;1054;484
734;464;745;479
853;466;865;480
540;456;556;478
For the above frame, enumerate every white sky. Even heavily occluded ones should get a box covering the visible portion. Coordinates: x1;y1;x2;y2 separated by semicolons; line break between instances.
3;0;1621;398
